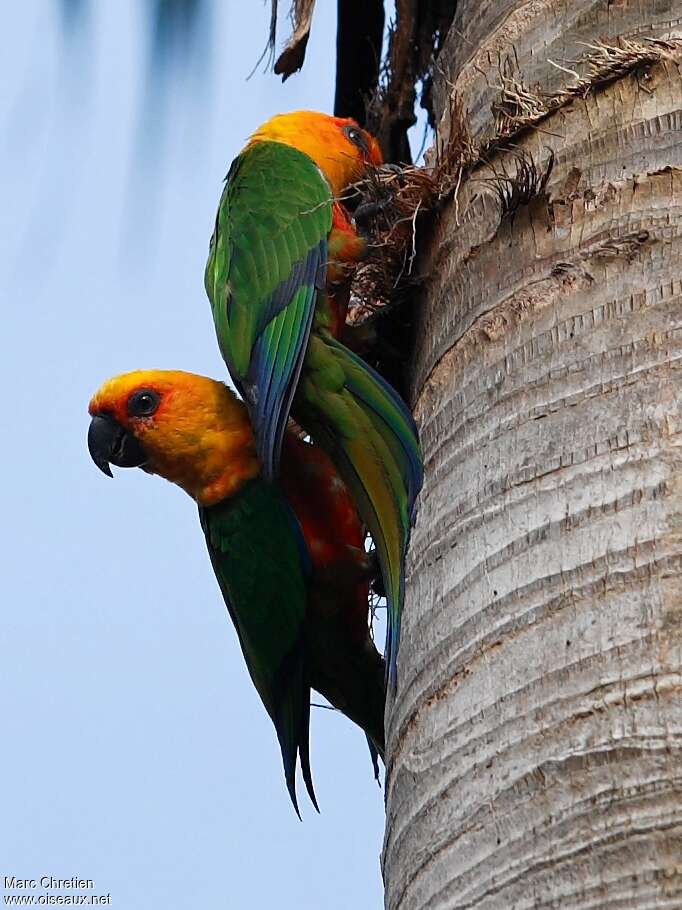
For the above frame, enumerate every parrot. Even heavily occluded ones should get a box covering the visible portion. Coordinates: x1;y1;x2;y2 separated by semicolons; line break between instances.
204;110;424;683
87;369;385;815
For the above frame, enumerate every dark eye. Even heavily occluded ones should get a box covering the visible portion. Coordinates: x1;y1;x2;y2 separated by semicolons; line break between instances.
128;389;160;418
344;125;368;152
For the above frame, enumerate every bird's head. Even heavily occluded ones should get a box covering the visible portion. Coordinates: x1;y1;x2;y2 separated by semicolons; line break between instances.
87;370;260;506
248;110;383;196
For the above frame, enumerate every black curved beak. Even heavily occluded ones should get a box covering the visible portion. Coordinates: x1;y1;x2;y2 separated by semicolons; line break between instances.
88;414;148;477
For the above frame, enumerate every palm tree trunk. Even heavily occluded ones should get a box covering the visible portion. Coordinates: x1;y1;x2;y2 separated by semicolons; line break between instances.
383;3;682;908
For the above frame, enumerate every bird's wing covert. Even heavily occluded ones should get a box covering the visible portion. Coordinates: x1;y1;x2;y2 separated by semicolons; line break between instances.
205;141;333;477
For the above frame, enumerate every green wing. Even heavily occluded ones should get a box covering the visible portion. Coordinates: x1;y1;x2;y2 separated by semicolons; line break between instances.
199;479;316;815
297;333;423;687
205;141;333;478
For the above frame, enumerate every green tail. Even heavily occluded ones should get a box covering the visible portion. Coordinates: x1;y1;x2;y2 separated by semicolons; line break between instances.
199;481;318;816
297;333;423;685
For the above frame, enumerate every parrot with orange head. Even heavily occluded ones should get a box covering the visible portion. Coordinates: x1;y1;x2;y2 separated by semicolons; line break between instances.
87;369;385;815
204;111;423;683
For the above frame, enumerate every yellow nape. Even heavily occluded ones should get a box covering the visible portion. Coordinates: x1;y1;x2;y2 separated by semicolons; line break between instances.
247;110;382;196
89;369;260;506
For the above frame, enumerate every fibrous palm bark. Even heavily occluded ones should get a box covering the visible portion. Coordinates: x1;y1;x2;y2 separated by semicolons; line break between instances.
383;2;682;908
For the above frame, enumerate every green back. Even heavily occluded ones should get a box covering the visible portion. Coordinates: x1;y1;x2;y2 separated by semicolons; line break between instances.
199;478;316;814
205;141;333;478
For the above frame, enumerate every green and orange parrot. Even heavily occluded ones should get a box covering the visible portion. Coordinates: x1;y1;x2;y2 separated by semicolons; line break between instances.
204;110;423;682
87;369;385;814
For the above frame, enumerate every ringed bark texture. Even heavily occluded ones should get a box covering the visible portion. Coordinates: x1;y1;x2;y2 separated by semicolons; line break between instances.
383;2;682;909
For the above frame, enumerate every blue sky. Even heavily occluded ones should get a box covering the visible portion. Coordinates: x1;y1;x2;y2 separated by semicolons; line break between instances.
1;3;390;906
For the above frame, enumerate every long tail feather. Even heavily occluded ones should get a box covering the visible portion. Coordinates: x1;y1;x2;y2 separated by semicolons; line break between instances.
272;641;318;816
367;736;381;784
298;691;319;813
331;339;422;517
300;335;423;685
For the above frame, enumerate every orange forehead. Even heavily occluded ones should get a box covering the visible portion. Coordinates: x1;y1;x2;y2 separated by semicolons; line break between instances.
88;370;243;430
90;370;178;424
253;110;382;158
248;110;383;193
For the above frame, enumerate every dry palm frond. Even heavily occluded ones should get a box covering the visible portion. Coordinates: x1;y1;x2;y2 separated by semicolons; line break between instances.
345;165;438;323
479;149;555;218
274;0;316;80
344;37;680;326
491;37;680;142
252;0;316;81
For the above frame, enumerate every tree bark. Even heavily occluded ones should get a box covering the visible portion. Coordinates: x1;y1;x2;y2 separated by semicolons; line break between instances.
383;2;682;908
334;0;384;126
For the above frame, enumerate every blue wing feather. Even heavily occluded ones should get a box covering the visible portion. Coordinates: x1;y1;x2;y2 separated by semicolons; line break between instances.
247;239;326;477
